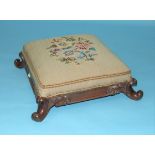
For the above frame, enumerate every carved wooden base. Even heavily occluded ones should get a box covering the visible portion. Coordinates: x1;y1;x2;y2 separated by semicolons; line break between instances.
14;52;143;122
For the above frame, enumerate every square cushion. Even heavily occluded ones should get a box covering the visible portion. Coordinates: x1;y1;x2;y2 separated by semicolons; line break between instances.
22;34;131;97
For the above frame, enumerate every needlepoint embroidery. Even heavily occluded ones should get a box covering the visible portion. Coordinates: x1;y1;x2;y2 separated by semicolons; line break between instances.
46;36;97;65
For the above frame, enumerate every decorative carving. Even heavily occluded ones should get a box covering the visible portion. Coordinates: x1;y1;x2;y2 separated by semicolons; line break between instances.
106;85;120;95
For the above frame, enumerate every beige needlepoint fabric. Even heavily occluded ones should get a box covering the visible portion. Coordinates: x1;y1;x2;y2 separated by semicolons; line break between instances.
22;34;131;97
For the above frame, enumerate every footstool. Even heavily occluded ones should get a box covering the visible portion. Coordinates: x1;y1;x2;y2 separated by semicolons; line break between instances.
14;34;143;122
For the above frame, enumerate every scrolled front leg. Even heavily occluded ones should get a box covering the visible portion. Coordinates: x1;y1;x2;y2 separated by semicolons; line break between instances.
124;78;143;100
32;97;50;122
14;58;24;68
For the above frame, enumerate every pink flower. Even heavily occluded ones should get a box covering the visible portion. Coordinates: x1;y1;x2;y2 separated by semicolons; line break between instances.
75;42;90;50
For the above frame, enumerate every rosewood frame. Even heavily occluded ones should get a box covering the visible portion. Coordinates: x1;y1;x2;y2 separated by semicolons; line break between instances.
14;52;143;122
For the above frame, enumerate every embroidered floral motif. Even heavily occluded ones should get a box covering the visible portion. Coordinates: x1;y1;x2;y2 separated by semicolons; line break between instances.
46;36;97;65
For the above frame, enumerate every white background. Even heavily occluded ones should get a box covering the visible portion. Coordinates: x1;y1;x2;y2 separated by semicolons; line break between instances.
0;0;155;19
0;0;155;154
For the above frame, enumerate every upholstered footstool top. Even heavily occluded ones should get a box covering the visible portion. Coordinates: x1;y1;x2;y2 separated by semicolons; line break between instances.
14;34;143;122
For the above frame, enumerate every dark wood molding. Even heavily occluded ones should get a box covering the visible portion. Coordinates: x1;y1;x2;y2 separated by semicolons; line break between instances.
14;52;143;122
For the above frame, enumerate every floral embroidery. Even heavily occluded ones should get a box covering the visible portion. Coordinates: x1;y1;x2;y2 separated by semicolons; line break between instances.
46;36;97;65
75;42;90;50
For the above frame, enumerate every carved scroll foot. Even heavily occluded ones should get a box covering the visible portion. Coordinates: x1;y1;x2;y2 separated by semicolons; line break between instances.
32;97;50;122
124;78;143;100
14;58;24;68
